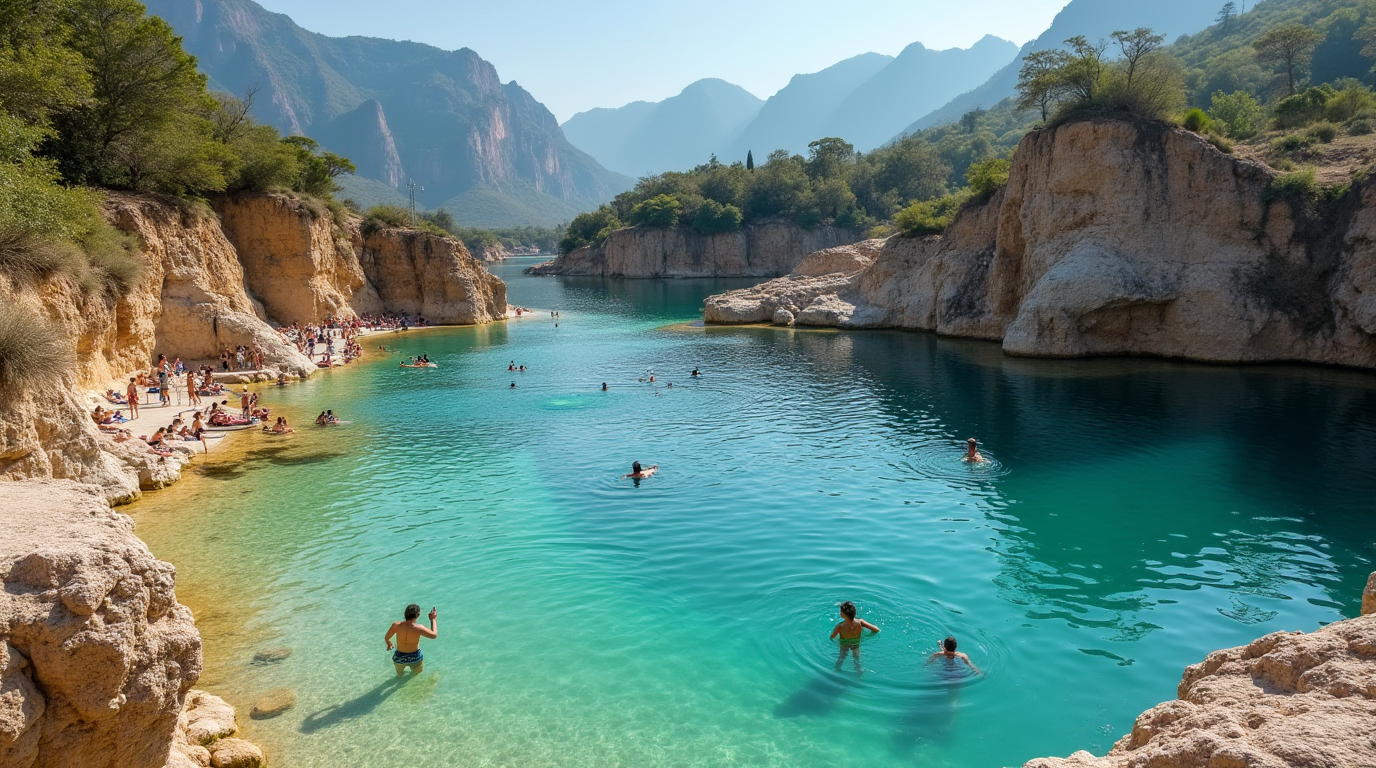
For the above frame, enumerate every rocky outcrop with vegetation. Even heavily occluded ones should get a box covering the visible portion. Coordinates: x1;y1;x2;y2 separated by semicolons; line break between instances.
0;480;202;768
1025;575;1376;768
527;221;862;278
706;120;1376;369
361;228;508;323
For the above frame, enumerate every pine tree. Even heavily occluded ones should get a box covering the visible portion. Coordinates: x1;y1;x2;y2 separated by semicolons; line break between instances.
746;150;754;171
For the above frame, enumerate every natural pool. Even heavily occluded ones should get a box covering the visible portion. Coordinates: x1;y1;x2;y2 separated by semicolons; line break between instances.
130;257;1376;768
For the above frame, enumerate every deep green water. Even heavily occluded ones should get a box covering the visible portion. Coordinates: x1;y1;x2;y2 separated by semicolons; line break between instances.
131;258;1376;768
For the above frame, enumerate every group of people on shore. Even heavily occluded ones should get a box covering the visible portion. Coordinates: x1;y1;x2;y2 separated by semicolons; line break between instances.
220;344;266;372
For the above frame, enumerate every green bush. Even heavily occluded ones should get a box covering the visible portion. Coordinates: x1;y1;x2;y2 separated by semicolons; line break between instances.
793;208;823;228
0;304;67;393
1272;134;1319;154
1306;122;1339;143
690;199;743;235
1350;119;1374;136
1271;86;1336;130
559;206;621;254
1207;134;1235;154
628;194;681;229
1209;91;1263;140
895;193;968;237
1325;84;1376;124
1181;108;1212;133
1263;169;1319;206
965;157;1011;198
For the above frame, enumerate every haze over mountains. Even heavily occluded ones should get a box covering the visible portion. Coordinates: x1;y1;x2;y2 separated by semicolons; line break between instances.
561;0;1225;177
563;36;1019;176
145;0;631;227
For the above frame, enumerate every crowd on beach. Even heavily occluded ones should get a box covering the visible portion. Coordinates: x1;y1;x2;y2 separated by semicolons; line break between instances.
277;312;424;368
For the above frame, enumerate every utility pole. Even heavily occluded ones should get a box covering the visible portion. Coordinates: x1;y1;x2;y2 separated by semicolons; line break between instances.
406;179;424;227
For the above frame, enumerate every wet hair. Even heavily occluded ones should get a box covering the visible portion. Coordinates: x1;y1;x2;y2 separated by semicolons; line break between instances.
944;636;957;652
839;601;856;620
404;604;421;620
632;461;642;473
967;438;977;445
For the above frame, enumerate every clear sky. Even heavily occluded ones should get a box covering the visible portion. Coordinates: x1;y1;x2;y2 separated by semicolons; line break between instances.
253;0;1072;122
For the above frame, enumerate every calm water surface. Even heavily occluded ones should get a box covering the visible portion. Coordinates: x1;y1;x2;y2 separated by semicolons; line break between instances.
129;257;1376;768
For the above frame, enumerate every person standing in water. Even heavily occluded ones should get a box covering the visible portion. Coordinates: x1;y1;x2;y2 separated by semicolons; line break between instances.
831;601;879;673
963;438;986;463
928;636;983;676
385;604;437;676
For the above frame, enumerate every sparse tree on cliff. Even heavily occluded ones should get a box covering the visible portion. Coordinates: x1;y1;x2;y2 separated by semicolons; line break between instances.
746;150;754;171
1254;23;1322;96
1112;28;1166;86
1017;49;1071;121
1216;3;1237;36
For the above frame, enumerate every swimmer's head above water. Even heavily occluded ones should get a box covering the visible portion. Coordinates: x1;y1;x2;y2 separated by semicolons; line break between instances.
839;601;856;620
944;636;958;652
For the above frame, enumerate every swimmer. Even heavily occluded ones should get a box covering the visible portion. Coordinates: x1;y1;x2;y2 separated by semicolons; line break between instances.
509;382;517;389
622;461;657;480
831;601;880;673
509;362;516;371
691;367;701;377
385;604;438;676
963;438;986;463
928;636;983;676
601;383;608;391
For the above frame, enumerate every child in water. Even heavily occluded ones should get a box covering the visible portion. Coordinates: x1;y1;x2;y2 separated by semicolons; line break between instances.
928;636;983;677
830;601;880;673
963;438;986;463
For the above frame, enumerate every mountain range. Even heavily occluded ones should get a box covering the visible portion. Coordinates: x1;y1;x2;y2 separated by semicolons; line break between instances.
145;0;632;227
561;0;1226;176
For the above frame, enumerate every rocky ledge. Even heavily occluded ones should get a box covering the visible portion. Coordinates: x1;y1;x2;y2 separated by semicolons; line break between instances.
1026;575;1376;768
705;120;1376;369
527;220;862;278
0;480;202;768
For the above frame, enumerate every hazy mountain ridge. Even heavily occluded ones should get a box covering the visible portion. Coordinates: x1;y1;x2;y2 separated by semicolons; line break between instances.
563;79;764;178
146;0;632;226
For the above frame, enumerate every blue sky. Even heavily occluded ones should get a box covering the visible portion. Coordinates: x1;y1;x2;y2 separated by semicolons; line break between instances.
253;0;1072;121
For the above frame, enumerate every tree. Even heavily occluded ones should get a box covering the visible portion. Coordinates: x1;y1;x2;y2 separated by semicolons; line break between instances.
1216;3;1237;35
628;194;681;228
806;137;853;180
1111;28;1166;86
282;135;355;197
745;150;754;171
959;107;987;134
49;0;221;192
1017;49;1071;121
1208;90;1262;138
1060;36;1109;101
1254;23;1323;96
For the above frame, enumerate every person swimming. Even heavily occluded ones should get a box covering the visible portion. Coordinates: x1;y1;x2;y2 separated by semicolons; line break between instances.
963;438;986;463
601;382;608;391
831;601;880;673
385;604;437;676
509;382;517;389
691;367;700;377
622;461;657;480
928;636;983;677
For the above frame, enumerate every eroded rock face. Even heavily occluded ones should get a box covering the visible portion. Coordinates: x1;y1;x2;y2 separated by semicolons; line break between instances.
705;121;1376;368
1025;586;1376;768
361;229;508;324
214;193;382;325
527;221;863;278
0;480;201;768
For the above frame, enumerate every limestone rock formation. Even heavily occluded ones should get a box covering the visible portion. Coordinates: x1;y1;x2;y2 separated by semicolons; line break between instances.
105;194;317;377
0;480;202;768
705;121;1376;369
361;229;508;324
527;221;863;278
214;194;382;325
1366;573;1376;617
1025;576;1376;768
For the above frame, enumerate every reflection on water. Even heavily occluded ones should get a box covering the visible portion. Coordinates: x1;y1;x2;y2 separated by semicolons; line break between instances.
126;262;1376;768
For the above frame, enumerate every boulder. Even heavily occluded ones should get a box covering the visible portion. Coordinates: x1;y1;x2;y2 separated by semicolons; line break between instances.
182;691;237;745
251;646;293;665
771;309;795;327
1365;572;1376;617
208;738;264;768
0;480;201;768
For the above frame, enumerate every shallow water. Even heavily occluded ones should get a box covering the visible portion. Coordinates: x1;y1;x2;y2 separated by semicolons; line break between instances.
130;257;1376;768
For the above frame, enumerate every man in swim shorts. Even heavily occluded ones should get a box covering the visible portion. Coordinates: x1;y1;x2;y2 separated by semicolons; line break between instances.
385;604;437;676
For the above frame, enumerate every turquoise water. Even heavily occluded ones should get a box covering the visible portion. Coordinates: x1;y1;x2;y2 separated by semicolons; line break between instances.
131;258;1376;768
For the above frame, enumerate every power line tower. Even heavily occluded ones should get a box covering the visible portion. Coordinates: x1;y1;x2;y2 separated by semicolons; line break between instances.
406;179;424;227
